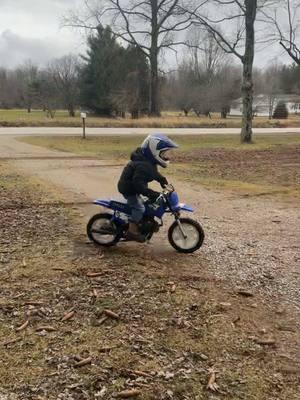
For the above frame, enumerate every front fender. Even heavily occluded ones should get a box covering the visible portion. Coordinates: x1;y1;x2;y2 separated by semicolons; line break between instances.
179;203;194;212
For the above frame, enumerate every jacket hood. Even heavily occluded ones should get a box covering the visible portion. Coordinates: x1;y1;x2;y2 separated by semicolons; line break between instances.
130;147;152;163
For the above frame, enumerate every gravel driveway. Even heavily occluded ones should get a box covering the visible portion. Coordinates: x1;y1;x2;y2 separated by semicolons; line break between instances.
1;135;299;315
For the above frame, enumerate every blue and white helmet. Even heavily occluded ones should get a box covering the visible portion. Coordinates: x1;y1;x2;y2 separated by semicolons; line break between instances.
141;133;178;168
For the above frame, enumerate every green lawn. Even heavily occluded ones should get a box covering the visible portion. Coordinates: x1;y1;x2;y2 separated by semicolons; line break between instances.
1;108;300;128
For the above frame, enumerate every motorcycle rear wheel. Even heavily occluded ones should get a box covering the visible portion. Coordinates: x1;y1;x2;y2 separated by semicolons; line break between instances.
87;213;122;247
168;218;204;253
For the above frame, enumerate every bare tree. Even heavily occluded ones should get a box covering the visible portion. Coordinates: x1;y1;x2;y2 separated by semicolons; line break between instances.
183;0;272;143
186;25;227;84
65;0;197;116
263;63;281;119
265;0;300;64
36;71;61;118
0;68;11;108
15;61;40;113
48;55;80;117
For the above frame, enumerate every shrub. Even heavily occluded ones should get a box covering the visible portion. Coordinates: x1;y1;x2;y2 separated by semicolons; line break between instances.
273;101;289;119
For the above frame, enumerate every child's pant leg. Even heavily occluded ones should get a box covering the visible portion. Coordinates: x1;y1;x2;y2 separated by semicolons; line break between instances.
125;195;145;222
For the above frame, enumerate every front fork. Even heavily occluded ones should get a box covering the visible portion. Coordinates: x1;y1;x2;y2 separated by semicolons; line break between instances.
174;213;188;239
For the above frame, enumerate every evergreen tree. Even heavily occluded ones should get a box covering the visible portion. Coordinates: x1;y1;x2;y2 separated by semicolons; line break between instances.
273;101;289;119
80;26;149;116
114;46;149;118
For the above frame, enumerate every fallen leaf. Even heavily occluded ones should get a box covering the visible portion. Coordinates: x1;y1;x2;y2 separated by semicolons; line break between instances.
126;369;152;378
2;337;22;347
16;320;29;332
104;309;119;320
117;389;141;398
86;272;103;278
170;284;176;293
74;357;92;368
237;289;254;297
61;310;75;322
255;338;276;346
24;301;43;306
233;316;241;325
35;326;57;332
207;369;219;392
98;316;108;325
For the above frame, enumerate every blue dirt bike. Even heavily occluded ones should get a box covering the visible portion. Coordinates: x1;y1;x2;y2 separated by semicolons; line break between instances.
87;185;204;253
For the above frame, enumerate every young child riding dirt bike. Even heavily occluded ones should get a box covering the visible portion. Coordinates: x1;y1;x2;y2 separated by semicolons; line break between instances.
118;133;178;242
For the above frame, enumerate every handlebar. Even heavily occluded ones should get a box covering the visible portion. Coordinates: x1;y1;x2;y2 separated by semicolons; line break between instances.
161;184;175;196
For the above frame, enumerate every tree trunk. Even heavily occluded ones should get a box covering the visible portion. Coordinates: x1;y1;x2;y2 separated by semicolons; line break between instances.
149;53;160;116
240;0;257;144
131;110;139;119
149;0;160;116
221;109;227;119
268;96;275;119
241;62;253;142
68;105;75;117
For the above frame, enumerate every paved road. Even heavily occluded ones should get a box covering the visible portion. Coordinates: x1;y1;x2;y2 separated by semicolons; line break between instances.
1;127;300;136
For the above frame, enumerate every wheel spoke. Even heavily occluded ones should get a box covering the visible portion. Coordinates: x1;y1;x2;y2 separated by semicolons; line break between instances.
88;216;118;245
171;221;201;251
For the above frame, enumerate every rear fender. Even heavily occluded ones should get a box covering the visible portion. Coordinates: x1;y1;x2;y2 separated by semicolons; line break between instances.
93;199;111;208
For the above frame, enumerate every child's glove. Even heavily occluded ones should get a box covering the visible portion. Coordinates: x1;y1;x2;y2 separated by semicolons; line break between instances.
159;176;168;188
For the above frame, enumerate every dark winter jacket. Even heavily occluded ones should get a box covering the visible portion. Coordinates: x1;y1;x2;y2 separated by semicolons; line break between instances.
118;148;168;201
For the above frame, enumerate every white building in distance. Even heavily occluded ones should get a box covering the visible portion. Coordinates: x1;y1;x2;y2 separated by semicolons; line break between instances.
230;94;300;117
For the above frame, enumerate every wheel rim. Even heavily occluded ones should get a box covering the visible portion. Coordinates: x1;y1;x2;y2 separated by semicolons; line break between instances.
90;218;117;244
171;222;200;250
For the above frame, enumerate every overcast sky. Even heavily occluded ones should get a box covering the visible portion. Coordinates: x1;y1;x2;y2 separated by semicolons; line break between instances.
0;0;291;70
0;0;86;68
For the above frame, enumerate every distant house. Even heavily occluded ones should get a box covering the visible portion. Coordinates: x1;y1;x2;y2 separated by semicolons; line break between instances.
230;94;300;117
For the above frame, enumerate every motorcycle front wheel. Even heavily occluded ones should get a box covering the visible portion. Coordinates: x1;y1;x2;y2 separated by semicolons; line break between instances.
87;213;122;247
168;218;204;253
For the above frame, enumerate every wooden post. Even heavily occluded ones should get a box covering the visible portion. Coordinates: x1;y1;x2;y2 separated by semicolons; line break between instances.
81;112;87;139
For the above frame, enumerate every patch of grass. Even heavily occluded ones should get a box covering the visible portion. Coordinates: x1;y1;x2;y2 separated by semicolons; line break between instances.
19;134;300;198
19;133;300;157
169;164;300;198
2;108;300;128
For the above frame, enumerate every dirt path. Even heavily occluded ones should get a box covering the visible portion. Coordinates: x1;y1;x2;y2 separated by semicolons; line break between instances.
1;135;300;315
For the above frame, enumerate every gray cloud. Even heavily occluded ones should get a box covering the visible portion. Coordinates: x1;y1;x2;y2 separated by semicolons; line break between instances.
0;0;293;69
0;30;83;68
0;0;85;68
